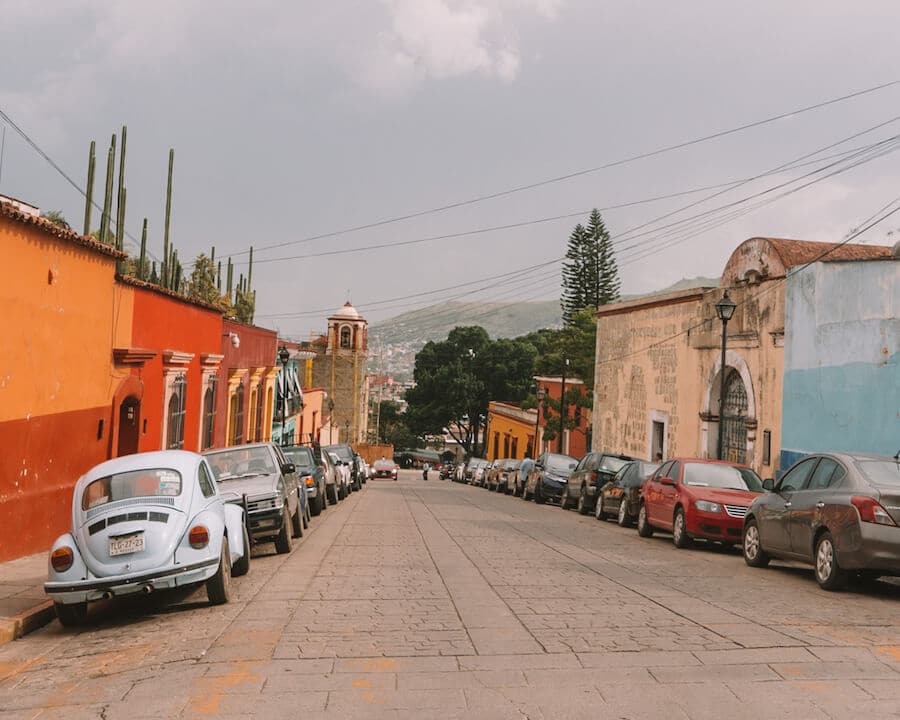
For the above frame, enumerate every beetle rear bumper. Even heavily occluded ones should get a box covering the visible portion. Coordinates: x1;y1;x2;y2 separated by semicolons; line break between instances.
45;557;220;604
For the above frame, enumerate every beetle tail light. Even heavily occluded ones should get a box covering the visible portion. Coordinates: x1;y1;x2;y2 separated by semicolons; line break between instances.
50;546;74;572
851;497;896;526
189;525;210;548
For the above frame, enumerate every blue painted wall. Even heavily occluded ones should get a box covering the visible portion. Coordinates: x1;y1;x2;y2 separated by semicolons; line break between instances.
780;259;899;473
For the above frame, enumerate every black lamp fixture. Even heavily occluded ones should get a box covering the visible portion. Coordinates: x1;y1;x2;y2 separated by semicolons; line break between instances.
714;290;737;460
278;346;290;445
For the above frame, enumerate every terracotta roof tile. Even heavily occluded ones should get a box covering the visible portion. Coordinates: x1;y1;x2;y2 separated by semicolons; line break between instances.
765;237;892;267
0;198;127;260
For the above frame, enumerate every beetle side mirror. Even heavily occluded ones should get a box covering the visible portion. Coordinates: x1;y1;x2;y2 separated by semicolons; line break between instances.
282;462;296;475
762;478;775;492
659;477;676;487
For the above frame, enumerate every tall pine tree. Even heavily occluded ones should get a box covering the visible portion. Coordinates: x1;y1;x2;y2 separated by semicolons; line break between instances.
560;210;620;325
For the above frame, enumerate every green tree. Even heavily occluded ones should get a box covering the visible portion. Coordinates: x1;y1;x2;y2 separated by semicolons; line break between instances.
41;210;71;230
405;326;536;456
232;287;255;324
561;209;620;325
187;253;229;308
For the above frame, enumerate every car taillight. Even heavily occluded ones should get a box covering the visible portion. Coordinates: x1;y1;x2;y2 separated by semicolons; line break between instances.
189;525;210;548
851;497;897;526
50;546;74;572
304;475;315;487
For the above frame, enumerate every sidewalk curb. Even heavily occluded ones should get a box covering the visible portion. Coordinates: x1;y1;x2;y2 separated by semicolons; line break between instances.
0;600;55;646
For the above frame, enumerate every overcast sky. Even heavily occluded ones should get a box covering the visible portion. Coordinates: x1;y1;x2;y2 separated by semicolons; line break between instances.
2;1;899;339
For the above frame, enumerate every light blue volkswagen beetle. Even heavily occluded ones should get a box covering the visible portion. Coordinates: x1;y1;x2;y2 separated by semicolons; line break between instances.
44;450;250;626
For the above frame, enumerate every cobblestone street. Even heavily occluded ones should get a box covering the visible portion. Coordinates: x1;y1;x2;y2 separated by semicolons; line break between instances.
3;471;900;719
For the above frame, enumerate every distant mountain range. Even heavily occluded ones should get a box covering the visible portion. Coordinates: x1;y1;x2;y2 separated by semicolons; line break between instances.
367;277;719;380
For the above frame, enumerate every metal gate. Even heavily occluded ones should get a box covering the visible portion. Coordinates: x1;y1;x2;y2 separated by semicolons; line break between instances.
721;370;748;464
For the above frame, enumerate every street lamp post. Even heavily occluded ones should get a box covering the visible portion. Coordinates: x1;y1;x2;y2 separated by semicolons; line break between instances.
533;385;545;457
558;357;569;454
278;346;290;446
715;290;737;461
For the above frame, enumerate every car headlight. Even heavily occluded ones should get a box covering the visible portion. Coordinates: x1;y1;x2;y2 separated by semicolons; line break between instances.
695;500;721;513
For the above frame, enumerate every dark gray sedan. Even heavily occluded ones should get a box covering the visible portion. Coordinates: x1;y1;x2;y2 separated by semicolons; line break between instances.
742;452;900;590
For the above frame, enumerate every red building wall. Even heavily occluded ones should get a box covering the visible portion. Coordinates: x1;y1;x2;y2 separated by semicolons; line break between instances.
214;320;278;448
130;284;223;453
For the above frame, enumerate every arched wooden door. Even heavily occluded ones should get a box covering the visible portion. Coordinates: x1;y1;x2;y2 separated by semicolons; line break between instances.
117;397;141;457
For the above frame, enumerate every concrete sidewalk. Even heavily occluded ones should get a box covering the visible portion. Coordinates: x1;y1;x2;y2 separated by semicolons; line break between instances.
0;551;55;645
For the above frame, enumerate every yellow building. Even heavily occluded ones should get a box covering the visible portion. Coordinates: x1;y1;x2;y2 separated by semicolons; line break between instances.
485;401;539;461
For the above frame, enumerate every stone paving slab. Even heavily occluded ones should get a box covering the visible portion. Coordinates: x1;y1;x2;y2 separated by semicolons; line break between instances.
1;476;900;718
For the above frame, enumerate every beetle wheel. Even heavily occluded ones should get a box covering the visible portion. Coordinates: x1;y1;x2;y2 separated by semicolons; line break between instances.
206;537;232;605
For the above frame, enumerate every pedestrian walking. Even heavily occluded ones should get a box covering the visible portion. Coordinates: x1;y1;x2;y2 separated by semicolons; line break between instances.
422;463;430;481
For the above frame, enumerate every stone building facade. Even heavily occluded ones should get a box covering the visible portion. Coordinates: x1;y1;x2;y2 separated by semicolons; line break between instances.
592;237;892;476
309;303;369;444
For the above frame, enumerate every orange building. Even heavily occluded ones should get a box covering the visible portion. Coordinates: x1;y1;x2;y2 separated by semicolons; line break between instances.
0;198;133;560
485;402;539;461
534;375;590;458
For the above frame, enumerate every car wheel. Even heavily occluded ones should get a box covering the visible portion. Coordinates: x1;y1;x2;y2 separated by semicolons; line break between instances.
673;508;691;548
311;491;324;516
742;519;770;568
291;503;303;538
275;511;293;554
206;537;232;605
232;525;251;577
577;486;590;515
637;504;653;537
326;484;337;505
617;499;631;527
815;531;847;591
54;601;88;627
534;485;545;504
559;487;569;510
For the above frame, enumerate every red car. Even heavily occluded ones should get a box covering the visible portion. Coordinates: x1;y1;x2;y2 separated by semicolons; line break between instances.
636;458;764;548
371;458;399;480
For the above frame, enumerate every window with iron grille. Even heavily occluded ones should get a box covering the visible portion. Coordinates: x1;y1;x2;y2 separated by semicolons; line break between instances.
231;382;244;446
202;376;217;449
721;370;748;465
166;374;187;449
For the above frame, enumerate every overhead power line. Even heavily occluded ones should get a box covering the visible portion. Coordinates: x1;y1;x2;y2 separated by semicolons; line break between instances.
225;79;900;259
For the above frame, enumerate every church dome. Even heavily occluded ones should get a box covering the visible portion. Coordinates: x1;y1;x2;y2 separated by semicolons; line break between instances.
331;302;361;320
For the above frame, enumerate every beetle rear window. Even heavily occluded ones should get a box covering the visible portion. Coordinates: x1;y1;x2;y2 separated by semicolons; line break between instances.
81;468;182;510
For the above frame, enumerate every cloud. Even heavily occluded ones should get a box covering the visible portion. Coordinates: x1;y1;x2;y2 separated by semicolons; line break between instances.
354;0;560;96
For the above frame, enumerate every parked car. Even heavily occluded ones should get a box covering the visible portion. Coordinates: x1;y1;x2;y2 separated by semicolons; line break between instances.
596;460;661;525
469;458;491;486
357;455;370;483
283;445;327;516
487;459;520;493
561;452;636;514
326;451;352;497
743;452;900;590
439;462;454;480
371;457;399;480
324;444;362;491
45;450;250;626
637;458;764;549
320;450;343;503
204;443;306;554
523;452;579;504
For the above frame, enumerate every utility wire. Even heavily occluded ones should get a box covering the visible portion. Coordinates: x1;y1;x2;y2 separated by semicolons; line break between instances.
223;79;900;259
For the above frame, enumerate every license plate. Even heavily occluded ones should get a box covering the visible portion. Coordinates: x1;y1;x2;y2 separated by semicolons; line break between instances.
109;532;144;557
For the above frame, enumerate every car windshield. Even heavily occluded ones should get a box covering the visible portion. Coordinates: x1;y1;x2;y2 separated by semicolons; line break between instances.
505;460;520;470
325;445;353;461
374;460;395;469
682;463;763;491
857;459;900;486
81;468;182;510
283;447;316;471
545;454;577;474
206;447;277;481
599;456;629;473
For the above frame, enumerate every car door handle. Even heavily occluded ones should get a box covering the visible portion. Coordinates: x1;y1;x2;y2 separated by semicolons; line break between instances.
815;501;825;508
783;502;792;508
